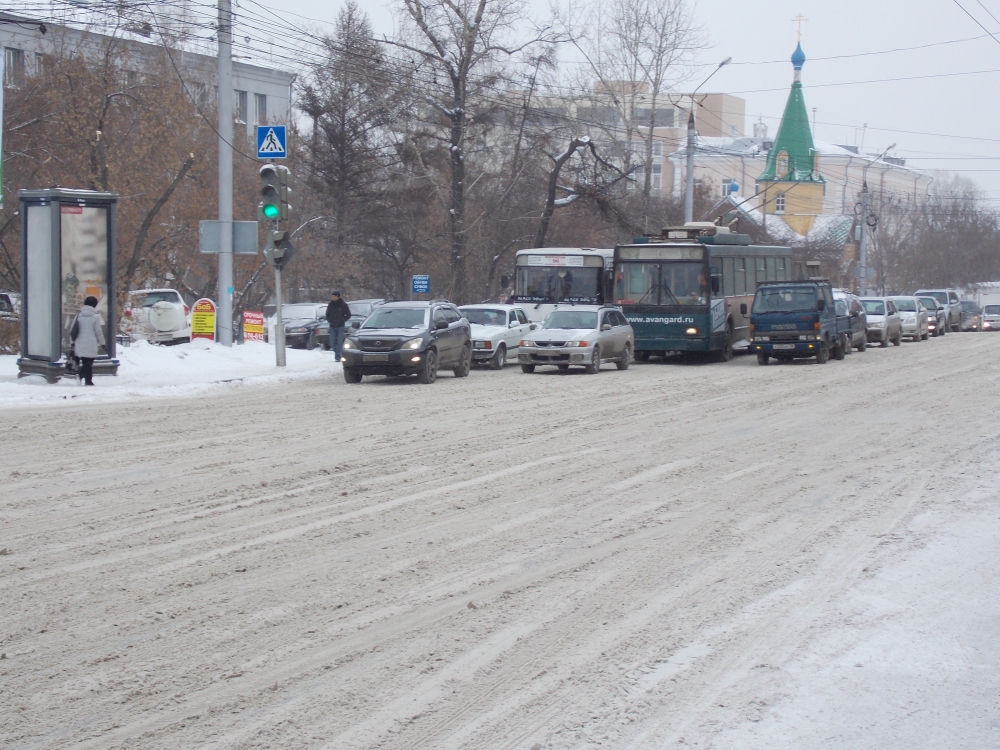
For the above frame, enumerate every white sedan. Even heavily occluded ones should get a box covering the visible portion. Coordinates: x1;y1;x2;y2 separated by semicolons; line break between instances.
458;304;534;369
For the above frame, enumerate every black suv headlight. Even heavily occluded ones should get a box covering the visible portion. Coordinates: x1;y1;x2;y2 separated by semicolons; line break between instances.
402;337;424;350
342;339;356;350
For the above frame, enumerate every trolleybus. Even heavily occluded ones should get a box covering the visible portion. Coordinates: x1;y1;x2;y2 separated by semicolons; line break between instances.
510;247;615;322
614;224;794;361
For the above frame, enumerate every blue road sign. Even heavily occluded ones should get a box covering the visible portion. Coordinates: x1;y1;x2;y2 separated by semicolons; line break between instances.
256;126;287;159
411;275;430;294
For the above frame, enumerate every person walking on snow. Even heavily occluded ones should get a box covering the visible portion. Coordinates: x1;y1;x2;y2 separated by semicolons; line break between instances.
325;290;351;361
73;296;105;386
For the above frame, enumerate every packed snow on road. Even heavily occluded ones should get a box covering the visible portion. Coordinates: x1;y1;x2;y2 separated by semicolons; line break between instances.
2;334;999;749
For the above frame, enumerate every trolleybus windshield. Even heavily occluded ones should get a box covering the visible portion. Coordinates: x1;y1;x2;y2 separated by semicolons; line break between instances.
615;261;707;306
516;266;602;303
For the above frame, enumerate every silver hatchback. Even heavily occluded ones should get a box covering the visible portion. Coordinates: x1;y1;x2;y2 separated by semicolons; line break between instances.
518;305;634;374
861;297;902;347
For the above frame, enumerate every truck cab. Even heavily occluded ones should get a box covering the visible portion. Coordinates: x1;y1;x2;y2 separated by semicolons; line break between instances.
750;280;839;365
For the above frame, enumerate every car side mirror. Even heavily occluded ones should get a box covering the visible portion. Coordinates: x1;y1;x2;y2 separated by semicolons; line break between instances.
436;320;448;330
817;299;826;311
740;303;748;315
529;323;537;330
711;275;720;294
350;320;360;329
601;323;612;331
509;320;518;328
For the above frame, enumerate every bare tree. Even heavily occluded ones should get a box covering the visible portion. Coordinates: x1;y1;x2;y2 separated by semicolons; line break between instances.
388;0;562;302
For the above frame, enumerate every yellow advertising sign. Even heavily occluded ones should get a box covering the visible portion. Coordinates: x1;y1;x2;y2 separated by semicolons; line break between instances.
243;310;264;341
191;298;216;340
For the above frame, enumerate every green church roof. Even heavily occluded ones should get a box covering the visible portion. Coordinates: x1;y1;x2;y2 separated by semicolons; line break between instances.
758;44;825;184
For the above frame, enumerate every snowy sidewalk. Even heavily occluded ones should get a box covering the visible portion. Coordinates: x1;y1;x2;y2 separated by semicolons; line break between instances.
0;340;341;407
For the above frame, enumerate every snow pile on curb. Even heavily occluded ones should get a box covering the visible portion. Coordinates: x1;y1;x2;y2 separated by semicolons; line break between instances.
0;340;340;407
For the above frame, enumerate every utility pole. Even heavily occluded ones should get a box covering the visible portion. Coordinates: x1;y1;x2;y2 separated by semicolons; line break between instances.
684;107;696;224
858;143;895;296
684;57;731;224
217;0;234;346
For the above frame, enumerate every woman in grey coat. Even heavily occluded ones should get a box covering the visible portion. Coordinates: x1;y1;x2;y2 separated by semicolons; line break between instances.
73;296;105;386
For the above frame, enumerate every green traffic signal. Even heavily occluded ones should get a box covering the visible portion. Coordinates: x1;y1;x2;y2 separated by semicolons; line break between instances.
262;202;280;219
258;164;291;222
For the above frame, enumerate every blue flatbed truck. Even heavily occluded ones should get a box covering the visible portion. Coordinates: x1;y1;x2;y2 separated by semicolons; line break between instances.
749;279;841;364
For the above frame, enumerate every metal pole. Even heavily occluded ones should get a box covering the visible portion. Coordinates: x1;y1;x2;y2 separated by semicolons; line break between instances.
217;0;234;346
274;265;286;367
858;182;869;296
684;105;696;224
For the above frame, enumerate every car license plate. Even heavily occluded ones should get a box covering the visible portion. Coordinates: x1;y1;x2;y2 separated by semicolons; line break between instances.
772;343;795;350
363;354;388;362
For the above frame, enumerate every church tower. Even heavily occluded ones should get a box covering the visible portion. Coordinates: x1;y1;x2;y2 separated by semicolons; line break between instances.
756;43;825;235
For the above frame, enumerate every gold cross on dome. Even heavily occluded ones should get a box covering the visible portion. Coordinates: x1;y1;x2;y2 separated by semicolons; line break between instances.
793;14;808;42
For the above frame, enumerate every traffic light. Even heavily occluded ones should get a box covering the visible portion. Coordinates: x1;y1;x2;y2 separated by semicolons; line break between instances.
258;164;290;223
264;229;295;269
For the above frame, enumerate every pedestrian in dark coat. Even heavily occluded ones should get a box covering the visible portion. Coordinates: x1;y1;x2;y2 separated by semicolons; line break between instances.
325;291;352;361
73;296;105;386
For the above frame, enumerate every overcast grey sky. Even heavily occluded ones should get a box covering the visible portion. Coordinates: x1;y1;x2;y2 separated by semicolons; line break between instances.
250;0;1000;200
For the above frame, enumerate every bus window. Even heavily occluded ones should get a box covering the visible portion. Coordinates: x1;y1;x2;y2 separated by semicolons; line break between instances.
735;258;747;295
723;257;735;296
766;257;776;281
776;257;787;280
756;258;767;286
615;262;659;305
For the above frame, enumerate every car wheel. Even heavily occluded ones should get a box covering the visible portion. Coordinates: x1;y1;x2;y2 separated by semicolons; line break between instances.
833;334;846;360
893;332;902;346
940;325;946;336
757;352;769;365
453;343;472;378
635;350;650;362
417;348;438;384
617;344;632;370
343;368;362;384
584;346;601;374
880;333;888;348
520;364;535;373
816;340;829;364
857;335;866;352
714;324;734;362
488;344;506;370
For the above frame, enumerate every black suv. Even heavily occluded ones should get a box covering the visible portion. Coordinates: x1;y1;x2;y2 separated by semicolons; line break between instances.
341;301;472;384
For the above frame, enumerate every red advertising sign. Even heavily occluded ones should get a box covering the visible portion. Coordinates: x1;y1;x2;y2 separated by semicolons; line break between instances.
243;310;264;341
191;298;216;340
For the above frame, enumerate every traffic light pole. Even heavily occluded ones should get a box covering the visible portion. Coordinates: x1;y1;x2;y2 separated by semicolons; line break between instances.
217;0;234;346
273;255;286;367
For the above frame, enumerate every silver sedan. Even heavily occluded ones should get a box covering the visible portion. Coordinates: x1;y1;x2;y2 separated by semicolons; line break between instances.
518;306;634;374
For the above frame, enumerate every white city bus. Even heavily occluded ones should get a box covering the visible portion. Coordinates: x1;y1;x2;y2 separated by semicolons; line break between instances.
510;247;616;323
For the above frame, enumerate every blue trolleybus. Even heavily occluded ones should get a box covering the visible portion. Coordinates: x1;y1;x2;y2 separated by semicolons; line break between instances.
614;224;794;361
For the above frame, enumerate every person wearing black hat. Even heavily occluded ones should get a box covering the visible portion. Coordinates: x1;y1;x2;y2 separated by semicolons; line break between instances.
72;296;105;386
325;290;351;361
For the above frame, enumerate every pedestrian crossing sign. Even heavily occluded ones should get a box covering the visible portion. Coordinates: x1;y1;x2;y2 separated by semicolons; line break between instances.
256;125;287;159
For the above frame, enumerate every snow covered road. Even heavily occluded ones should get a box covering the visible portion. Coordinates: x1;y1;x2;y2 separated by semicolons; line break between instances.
2;334;999;749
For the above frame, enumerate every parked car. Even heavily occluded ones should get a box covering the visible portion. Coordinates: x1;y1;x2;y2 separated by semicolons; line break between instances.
269;303;329;349
458;304;534;369
120;289;191;344
518;306;634;374
312;299;387;348
0;291;20;321
833;289;868;353
983;304;1000;331
917;296;948;337
860;297;902;347
888;296;928;341
960;300;982;331
913;288;961;332
341;300;471;384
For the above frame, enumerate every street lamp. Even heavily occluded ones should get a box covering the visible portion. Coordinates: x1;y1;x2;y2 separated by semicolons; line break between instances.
858;142;896;294
684;57;732;223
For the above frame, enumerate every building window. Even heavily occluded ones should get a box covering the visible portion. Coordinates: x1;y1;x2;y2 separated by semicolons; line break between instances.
775;192;786;214
191;82;208;109
125;69;137;87
254;93;267;124
234;89;248;123
5;48;25;87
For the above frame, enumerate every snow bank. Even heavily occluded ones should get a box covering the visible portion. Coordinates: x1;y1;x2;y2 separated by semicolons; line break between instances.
0;340;340;407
